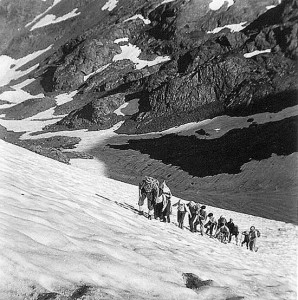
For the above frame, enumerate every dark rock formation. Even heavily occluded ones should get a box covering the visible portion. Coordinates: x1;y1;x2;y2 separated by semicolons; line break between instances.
28;145;70;164
109;116;298;177
49;0;297;133
182;273;214;290
0;97;56;120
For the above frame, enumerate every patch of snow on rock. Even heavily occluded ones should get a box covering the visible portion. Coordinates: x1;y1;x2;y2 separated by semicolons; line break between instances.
102;0;119;11
114;99;139;116
0;45;52;87
161;0;176;4
55;90;78;106
266;5;277;10
11;78;36;90
25;0;63;28
83;63;111;81
31;8;81;30
207;22;247;33
113;43;170;70
244;49;271;58
124;14;151;25
114;37;129;44
209;0;234;10
0;89;44;104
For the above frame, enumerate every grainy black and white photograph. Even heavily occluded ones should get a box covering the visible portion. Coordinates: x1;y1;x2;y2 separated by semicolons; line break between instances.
0;0;297;299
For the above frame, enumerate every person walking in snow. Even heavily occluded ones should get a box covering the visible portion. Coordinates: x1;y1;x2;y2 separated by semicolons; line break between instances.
154;187;164;220
248;226;260;252
215;221;230;243
138;176;159;219
187;201;199;232
160;181;172;223
173;199;191;229
227;218;239;245
241;231;250;249
217;215;227;229
194;205;207;235
204;213;217;236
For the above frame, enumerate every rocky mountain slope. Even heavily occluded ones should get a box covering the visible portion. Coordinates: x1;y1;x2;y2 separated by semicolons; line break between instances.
0;0;297;222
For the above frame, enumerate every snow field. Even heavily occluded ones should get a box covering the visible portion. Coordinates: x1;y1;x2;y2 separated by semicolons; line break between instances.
113;98;140;116
25;0;63;28
30;8;81;31
0;140;296;299
207;22;247;34
244;49;272;58
113;41;170;70
130;104;298;139
209;0;234;11
0;45;52;87
102;0;119;11
124;14;151;25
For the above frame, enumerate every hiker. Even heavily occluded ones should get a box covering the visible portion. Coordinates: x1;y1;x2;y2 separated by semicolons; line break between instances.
187;201;199;232
154;187;164;220
160;181;172;223
217;216;227;229
227;218;239;245
194;205;207;235
205;213;217;236
138;176;159;219
215;220;230;243
248;226;260;252
241;231;249;249
173;199;191;229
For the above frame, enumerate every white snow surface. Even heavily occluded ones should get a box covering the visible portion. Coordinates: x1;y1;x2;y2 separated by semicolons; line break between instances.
266;5;277;10
114;37;129;44
0;139;296;299
209;0;234;10
208;22;247;34
161;0;176;4
25;0;63;28
102;0;119;11
0;45;52;87
11;78;36;90
0;89;44;104
55;90;78;106
244;49;271;58
30;8;81;31
114;99;140;116
113;43;170;70
124;14;151;25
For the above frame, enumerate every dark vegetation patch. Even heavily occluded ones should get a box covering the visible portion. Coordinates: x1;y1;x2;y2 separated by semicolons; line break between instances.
182;273;214;290
64;151;94;159
70;284;92;299
110;116;298;177
1;97;56;120
37;292;59;300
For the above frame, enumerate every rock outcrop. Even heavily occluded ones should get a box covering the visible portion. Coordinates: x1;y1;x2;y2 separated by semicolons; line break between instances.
45;0;297;133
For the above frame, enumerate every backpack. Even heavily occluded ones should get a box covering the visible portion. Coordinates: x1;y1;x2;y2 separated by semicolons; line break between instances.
142;176;159;193
178;203;185;212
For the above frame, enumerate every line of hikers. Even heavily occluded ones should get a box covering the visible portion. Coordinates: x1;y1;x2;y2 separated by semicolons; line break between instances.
138;176;261;252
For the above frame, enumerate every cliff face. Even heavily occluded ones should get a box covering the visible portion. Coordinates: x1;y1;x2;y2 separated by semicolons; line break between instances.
32;0;296;134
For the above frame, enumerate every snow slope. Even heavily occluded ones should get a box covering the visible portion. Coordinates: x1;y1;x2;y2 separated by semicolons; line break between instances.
0;140;296;300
